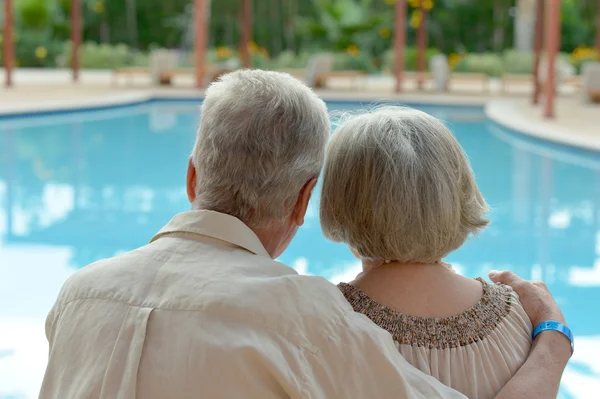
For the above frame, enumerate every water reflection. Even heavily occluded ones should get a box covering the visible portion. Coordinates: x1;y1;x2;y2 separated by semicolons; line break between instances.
0;101;599;398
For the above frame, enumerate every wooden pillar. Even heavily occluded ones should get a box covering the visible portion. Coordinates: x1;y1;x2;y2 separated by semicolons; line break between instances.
71;0;82;82
394;1;406;93
544;0;561;119
240;0;252;68
416;6;428;90
195;0;207;88
3;0;14;87
532;0;544;105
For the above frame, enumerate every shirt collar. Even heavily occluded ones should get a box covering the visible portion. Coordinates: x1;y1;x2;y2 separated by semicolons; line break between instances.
150;210;271;258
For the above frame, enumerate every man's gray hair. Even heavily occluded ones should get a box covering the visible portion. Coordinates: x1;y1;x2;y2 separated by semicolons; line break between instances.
320;106;489;263
192;70;329;227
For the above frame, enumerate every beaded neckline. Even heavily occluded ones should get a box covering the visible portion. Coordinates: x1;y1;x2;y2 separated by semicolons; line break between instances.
338;278;513;349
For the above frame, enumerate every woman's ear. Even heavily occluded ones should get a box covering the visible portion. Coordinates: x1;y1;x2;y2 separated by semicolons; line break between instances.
186;157;197;204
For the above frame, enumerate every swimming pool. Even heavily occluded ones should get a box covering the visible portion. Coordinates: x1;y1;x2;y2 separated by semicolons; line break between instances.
0;99;598;398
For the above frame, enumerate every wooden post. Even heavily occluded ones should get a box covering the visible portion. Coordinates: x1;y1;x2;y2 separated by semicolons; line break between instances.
532;0;544;105
394;0;406;93
416;6;428;90
544;0;561;119
71;0;82;82
3;0;14;87
240;0;252;68
195;0;207;88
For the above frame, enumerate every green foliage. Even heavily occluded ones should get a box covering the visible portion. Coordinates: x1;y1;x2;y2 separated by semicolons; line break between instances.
382;47;441;72
560;0;594;52
16;0;51;30
251;53;273;69
502;50;534;75
454;53;503;77
501;50;579;75
332;52;378;72
272;50;303;69
5;0;599;73
297;0;391;63
57;42;148;69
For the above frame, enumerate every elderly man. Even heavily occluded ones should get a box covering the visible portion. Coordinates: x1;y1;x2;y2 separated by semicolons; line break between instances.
41;70;571;398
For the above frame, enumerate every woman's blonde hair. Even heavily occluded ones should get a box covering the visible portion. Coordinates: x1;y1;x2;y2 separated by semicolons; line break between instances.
320;106;489;263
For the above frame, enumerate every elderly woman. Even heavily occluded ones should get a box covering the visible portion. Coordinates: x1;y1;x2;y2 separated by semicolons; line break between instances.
320;107;533;399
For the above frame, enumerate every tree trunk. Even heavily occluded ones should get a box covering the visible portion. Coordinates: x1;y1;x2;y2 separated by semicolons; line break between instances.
240;0;252;68
416;7;428;90
269;0;282;55
126;0;138;48
285;0;297;53
100;21;110;43
492;0;505;52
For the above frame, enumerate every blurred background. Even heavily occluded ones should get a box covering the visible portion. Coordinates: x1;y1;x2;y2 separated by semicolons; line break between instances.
0;0;598;77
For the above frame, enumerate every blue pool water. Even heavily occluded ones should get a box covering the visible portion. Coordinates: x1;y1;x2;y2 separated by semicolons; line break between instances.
0;99;598;398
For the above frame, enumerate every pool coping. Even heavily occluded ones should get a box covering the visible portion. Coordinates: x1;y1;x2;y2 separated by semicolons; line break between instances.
1;89;597;153
485;99;600;152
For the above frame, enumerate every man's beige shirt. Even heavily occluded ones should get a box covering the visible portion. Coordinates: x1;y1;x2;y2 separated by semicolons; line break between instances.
40;210;465;399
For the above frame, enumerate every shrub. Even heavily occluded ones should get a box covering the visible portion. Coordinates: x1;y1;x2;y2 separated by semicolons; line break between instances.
382;47;441;72
502;50;534;74
272;50;304;69
454;53;503;77
570;45;599;74
502;50;576;75
250;53;273;69
332;52;378;72
14;30;62;67
58;42;149;69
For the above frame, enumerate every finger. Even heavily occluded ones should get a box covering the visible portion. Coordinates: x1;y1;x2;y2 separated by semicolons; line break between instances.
489;270;525;290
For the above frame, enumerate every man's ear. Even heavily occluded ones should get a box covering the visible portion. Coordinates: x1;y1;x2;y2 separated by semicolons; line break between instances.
186;157;197;204
293;178;318;227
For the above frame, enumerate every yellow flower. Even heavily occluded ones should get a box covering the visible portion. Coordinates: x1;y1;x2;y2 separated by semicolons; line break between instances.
448;52;461;67
247;41;258;55
408;0;420;8
258;47;269;57
347;44;360;57
423;0;434;11
216;46;232;59
379;28;391;39
410;10;422;29
35;46;48;59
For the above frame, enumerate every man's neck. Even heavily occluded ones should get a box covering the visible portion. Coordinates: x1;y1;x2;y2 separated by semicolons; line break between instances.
190;205;291;259
250;222;290;259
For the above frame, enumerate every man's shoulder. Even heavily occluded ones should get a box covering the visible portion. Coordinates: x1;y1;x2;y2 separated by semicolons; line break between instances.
53;243;367;350
55;245;157;306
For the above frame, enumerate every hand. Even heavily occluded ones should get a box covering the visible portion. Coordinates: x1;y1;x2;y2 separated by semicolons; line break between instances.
489;270;571;362
488;270;566;327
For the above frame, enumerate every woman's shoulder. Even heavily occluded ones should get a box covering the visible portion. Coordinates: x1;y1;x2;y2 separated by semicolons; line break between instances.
338;278;532;350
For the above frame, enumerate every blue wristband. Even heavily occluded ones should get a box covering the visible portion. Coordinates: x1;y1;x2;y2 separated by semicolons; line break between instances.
532;320;574;354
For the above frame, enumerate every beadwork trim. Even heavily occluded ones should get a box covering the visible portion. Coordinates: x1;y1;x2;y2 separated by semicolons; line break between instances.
338;278;513;349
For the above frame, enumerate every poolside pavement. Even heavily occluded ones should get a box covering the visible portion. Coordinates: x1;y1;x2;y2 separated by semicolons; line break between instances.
0;68;598;152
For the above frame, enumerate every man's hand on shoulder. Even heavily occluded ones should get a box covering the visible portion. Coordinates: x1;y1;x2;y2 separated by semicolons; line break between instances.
489;270;571;364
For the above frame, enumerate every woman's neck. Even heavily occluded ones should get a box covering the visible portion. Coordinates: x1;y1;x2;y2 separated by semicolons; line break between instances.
352;260;482;319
